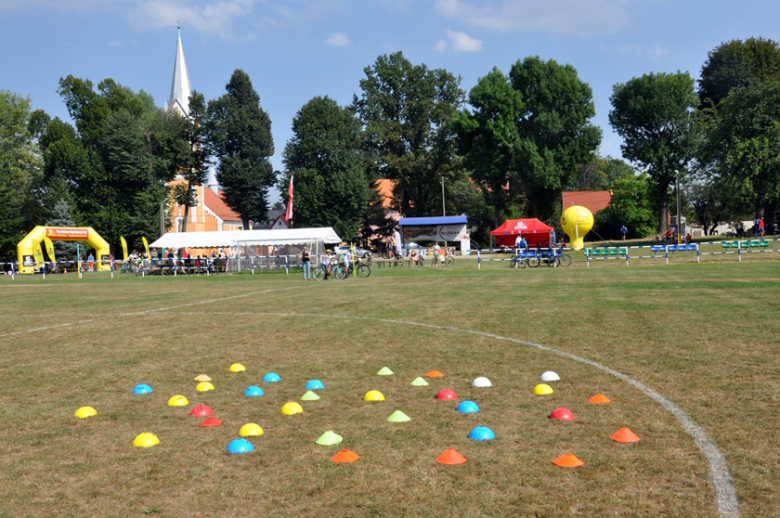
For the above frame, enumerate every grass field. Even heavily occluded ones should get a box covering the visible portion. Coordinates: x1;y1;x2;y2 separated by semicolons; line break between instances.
1;259;779;517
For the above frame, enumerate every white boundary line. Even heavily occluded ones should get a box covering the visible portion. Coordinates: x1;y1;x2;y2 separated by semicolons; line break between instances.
162;310;741;518
0;299;740;517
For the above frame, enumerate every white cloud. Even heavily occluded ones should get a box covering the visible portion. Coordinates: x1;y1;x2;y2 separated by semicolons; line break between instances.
256;0;347;30
435;0;631;36
109;40;123;47
0;0;121;15
599;42;667;59
434;29;482;53
325;32;351;46
433;40;448;52
128;0;258;39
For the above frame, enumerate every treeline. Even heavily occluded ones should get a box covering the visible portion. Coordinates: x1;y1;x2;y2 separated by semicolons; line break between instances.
2;37;779;261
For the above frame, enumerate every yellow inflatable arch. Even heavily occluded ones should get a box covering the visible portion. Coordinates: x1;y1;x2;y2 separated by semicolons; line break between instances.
17;226;111;274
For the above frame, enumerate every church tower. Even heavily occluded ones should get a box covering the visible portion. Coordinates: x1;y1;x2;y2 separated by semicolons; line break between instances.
164;23;192;117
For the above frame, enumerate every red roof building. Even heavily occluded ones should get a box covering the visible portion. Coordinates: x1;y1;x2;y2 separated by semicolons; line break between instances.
562;191;611;215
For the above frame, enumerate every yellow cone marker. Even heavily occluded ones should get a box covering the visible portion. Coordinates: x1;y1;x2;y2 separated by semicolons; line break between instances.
229;363;246;373
196;382;215;392
194;374;211;382
363;390;385;402
167;395;189;406
532;383;554;395
133;433;160;448
239;423;264;437
281;402;304;415
75;406;97;419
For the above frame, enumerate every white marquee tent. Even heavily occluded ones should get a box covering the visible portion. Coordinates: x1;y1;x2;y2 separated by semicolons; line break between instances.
149;228;341;255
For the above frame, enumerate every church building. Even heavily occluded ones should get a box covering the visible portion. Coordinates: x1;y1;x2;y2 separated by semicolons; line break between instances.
164;25;246;233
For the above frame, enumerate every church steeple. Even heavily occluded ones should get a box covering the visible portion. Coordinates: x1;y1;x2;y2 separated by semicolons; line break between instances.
166;22;192;117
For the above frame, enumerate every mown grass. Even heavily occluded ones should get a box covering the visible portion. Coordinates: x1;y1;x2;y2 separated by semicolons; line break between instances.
0;260;778;517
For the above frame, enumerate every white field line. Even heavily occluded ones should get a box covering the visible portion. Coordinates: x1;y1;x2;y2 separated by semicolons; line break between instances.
0;285;306;340
162;310;741;518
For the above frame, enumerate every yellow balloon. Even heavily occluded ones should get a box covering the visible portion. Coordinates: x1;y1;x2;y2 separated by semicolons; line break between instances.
532;383;554;395
196;382;215;392
229;363;246;373
560;205;594;250
133;433;160;448
363;390;385;402
167;395;189;406
74;406;97;419
281;402;304;415
239;423;264;437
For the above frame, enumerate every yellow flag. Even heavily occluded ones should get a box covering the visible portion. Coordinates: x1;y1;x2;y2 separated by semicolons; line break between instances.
141;236;150;258
34;241;44;265
120;237;128;261
43;237;56;263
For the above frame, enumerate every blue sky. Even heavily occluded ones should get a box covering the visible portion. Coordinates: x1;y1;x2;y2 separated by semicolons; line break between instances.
2;0;778;202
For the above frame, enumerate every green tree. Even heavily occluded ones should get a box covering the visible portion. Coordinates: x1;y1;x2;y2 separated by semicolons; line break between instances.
0;91;45;260
45;199;78;260
280;96;370;239
704;79;780;220
206;70;275;230
509;57;602;219
699;37;780;109
173;91;208;232
353;52;465;217
576;155;634;191
452;67;523;228
609;72;700;233
592;173;655;240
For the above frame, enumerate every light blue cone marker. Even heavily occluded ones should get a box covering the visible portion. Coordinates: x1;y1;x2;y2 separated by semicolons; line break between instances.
305;379;324;390
132;384;153;395
226;438;254;454
244;385;264;396
262;372;281;383
456;401;480;413
468;426;495;441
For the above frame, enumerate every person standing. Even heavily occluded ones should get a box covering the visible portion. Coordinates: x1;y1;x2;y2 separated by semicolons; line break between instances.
759;217;765;238
621;225;627;241
87;252;94;272
515;234;523;249
298;246;311;280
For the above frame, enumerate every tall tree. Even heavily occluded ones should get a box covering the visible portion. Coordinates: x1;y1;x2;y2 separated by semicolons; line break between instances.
0;91;45;260
353;52;465;217
592;173;655;239
609;72;700;233
280;96;370;239
704;79;780;220
173;91;208;232
452;67;523;228
45;199;78;260
206;70;275;230
509;57;602;219
699;37;780;109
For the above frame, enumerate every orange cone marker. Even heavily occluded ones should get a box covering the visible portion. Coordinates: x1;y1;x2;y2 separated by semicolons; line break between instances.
553;453;584;467
589;393;611;404
436;448;466;465
331;449;360;463
611;427;640;443
426;370;444;378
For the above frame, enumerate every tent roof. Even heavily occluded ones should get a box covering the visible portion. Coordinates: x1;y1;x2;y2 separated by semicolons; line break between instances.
490;219;554;236
149;227;341;249
398;215;468;226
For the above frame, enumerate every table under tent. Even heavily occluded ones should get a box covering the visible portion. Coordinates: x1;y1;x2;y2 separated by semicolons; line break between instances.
490;219;556;249
148;228;341;272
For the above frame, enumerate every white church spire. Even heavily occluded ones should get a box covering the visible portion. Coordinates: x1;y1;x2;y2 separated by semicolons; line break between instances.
167;22;192;117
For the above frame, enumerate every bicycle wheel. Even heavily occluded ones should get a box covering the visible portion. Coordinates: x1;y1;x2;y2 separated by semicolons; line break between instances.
559;254;572;267
418;257;425;267
357;264;371;278
527;255;541;268
333;265;348;280
395;256;405;267
444;256;455;267
363;254;372;265
313;266;326;281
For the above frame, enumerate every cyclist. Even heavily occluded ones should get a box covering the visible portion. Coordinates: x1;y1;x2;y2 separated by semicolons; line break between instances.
323;249;335;280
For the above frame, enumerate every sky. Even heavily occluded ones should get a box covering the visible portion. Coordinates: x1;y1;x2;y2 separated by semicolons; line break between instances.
2;0;779;203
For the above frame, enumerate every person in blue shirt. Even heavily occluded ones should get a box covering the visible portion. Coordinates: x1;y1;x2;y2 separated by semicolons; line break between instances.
87;253;94;272
620;225;627;241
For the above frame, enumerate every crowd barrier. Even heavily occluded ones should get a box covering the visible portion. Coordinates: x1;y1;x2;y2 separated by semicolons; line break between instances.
0;254;317;280
473;237;780;269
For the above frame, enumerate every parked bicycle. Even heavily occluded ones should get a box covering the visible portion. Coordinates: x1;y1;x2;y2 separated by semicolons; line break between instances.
430;248;455;267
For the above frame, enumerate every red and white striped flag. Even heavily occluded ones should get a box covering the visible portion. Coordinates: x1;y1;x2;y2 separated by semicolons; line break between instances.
285;173;294;227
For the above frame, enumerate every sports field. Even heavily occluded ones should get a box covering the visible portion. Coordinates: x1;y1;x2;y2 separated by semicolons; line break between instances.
1;260;778;518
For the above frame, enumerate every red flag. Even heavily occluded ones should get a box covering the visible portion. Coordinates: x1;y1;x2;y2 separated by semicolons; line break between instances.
285;173;294;227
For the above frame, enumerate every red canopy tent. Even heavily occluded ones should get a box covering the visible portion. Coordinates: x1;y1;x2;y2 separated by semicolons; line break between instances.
490;219;555;248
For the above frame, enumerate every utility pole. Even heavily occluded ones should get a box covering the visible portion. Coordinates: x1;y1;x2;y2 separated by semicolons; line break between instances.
441;177;446;217
675;169;681;244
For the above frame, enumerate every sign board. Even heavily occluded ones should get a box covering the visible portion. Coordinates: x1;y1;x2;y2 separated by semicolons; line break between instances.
403;224;467;242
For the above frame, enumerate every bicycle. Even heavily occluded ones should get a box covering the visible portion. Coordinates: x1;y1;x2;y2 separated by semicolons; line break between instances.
313;263;347;281
430;249;455;267
509;250;528;268
345;260;371;278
